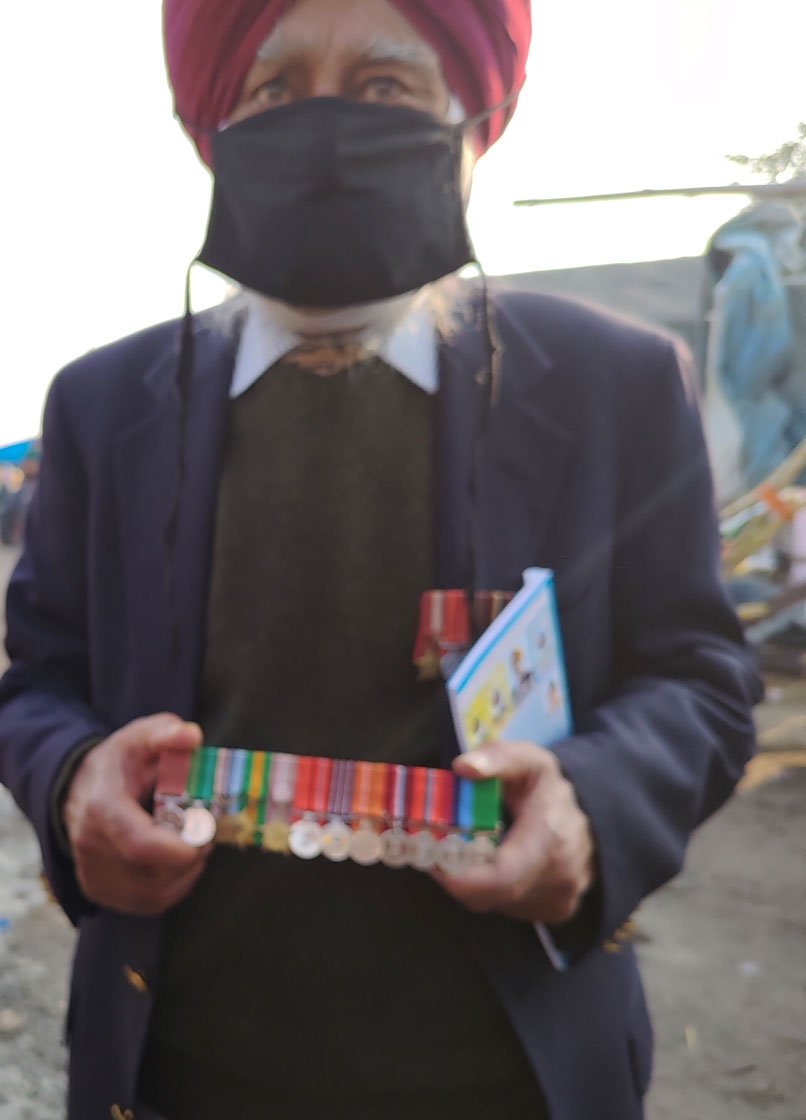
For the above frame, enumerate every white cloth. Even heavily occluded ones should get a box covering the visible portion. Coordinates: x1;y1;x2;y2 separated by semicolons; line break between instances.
230;291;439;398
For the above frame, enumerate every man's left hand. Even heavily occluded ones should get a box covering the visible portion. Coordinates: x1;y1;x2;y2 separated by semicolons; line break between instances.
433;742;596;926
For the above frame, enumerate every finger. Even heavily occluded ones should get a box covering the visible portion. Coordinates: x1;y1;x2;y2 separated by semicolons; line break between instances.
116;716;204;803
432;797;549;912
102;794;209;873
432;863;511;913
160;859;209;911
126;858;210;915
77;845;209;916
117;713;204;760
452;741;555;784
433;840;543;913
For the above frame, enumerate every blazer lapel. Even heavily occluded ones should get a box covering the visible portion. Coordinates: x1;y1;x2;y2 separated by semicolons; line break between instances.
434;297;487;590
114;318;237;718
435;285;572;592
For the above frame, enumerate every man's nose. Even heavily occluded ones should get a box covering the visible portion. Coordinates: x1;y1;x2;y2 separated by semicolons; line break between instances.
308;66;344;100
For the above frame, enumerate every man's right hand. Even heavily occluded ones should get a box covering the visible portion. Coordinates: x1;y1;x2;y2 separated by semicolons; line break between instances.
63;714;209;916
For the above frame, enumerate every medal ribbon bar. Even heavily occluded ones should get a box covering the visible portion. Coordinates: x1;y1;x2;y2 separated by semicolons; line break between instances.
156;748;502;872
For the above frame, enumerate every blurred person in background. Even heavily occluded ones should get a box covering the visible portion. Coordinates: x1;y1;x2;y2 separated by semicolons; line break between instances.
0;2;761;1119
0;452;39;547
0;466;17;545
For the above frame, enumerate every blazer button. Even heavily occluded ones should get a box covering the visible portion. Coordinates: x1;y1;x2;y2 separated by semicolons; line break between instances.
615;918;637;942
123;965;149;995
603;938;621;954
38;873;57;906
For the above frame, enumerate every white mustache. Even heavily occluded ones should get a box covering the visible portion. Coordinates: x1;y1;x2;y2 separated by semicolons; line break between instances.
250;289;426;344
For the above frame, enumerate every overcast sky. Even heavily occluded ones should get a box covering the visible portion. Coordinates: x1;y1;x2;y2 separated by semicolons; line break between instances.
0;0;803;444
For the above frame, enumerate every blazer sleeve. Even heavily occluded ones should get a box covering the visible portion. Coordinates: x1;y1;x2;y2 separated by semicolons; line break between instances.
552;339;762;959
0;371;110;926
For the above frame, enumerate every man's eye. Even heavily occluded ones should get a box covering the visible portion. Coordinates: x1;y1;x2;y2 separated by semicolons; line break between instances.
252;77;290;108
361;76;407;103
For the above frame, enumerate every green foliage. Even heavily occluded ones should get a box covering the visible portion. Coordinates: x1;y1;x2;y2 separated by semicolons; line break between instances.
727;122;806;183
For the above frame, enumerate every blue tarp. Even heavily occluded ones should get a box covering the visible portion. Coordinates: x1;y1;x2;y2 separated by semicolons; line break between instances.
0;440;36;465
705;203;806;497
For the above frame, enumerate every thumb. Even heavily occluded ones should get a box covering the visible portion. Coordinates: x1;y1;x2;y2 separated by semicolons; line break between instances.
452;741;553;783
117;713;203;760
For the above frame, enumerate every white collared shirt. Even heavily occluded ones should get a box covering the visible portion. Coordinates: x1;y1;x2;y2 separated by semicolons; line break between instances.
230;292;440;398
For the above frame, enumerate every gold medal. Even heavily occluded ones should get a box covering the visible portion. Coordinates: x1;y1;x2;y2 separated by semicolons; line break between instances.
263;818;291;854
216;810;252;842
414;643;442;682
216;811;253;848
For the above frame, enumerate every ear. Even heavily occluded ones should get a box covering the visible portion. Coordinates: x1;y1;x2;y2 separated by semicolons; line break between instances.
461;137;478;205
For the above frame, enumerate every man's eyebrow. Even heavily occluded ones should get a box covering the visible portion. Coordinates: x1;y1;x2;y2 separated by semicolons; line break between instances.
358;35;439;69
256;30;439;72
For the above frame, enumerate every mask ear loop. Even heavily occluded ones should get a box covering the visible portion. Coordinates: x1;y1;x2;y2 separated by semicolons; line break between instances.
163;264;196;667
458;91;518;155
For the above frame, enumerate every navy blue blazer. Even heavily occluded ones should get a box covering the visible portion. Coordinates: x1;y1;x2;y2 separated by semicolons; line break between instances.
0;286;761;1120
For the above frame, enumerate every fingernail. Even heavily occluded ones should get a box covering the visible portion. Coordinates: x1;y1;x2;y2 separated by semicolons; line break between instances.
465;752;493;776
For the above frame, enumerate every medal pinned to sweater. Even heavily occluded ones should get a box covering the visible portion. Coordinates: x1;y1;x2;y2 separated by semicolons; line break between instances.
412;590;470;681
412;589;515;681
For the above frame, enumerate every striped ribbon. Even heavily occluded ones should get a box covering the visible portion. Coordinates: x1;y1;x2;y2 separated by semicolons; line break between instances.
412;588;515;680
155;747;502;870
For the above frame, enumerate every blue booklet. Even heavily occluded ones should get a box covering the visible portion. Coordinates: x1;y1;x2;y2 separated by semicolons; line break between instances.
447;569;572;753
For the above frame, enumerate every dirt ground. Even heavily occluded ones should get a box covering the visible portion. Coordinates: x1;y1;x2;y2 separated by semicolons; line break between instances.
1;543;804;1120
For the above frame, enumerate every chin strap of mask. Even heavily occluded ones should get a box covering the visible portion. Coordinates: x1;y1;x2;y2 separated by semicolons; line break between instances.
164;265;197;668
464;253;501;615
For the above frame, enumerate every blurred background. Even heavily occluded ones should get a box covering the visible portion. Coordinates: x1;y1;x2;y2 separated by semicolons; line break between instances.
0;2;805;1118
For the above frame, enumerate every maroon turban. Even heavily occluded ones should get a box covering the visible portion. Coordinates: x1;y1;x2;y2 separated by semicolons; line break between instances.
163;1;532;165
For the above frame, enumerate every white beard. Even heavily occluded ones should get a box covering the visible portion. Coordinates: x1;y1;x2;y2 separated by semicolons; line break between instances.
249;288;424;348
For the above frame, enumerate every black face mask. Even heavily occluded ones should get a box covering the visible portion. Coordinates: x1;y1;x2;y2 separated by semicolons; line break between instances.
196;96;475;308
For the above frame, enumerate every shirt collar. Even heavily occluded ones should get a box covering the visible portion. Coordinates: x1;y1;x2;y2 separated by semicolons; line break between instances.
229;292;439;399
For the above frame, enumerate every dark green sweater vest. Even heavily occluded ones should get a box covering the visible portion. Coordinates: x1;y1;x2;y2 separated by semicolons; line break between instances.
141;358;543;1118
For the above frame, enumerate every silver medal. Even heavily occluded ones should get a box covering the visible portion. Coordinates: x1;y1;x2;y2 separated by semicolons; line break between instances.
180;805;217;848
436;833;468;876
380;826;409;869
288;819;323;860
466;834;498;867
407;830;437;871
349;825;383;867
321;819;353;862
155;798;186;834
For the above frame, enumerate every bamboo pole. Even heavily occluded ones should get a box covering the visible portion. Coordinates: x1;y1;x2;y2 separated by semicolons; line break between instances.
514;179;806;209
720;439;806;521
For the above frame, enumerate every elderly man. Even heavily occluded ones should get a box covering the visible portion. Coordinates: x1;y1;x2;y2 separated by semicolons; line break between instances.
0;2;760;1119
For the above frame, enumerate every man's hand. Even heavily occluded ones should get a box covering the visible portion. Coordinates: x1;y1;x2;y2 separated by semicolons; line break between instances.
63;714;209;917
433;742;596;926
